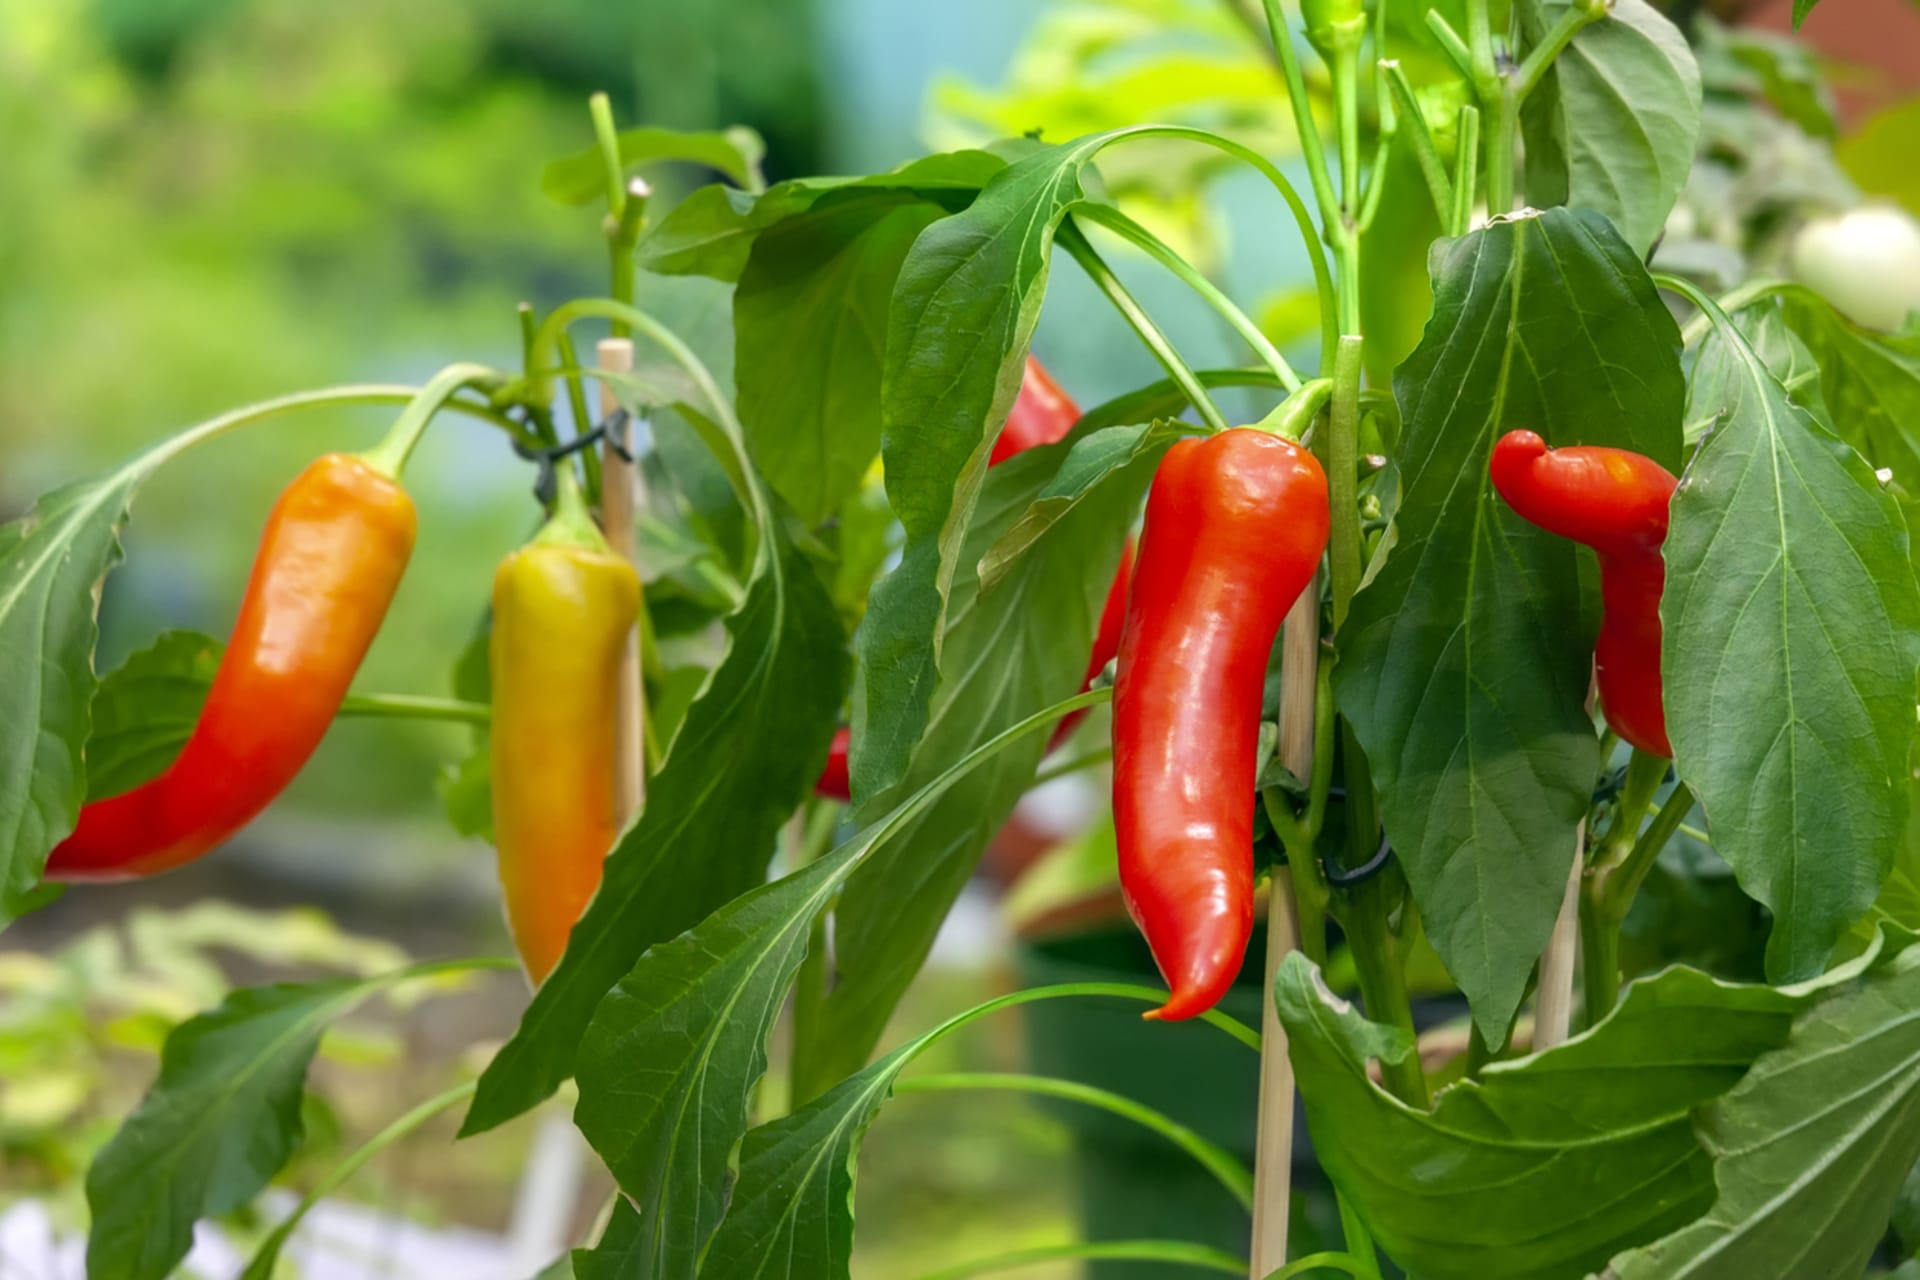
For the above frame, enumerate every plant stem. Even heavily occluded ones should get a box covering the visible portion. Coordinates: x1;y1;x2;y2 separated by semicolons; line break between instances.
1578;887;1621;1027
1058;220;1231;432
1597;781;1694;922
357;363;510;479
1381;61;1454;224
556;330;602;502
1259;0;1341;233
1484;90;1518;216
898;1073;1254;1210
1450;105;1481;236
1424;11;1476;79
1343;876;1427;1106
1073;204;1303;391
337;693;489;725
1512;0;1602;100
1327;335;1366;628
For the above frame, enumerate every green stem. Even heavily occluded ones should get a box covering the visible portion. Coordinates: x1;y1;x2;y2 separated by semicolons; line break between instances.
127;384;526;477
517;304;561;450
1484;89;1518;217
357;363;509;479
1254;377;1333;442
1072;204;1302;391
243;1081;477;1277
1031;747;1113;788
916;1240;1246;1280
1335;1192;1384;1280
556;329;602;503
1327;334;1366;629
1512;0;1602;101
1334;34;1362;221
336;694;489;725
896;1072;1254;1211
1259;0;1342;234
1578;888;1621;1029
1343;876;1428;1106
1380;61;1453;225
1058;219;1231;433
1424;12;1475;78
1264;1251;1377;1280
1599;781;1693;922
1451;105;1481;237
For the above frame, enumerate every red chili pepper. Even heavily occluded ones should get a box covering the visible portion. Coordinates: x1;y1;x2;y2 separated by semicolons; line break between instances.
1113;428;1329;1020
1489;429;1677;758
818;727;853;802
989;355;1079;465
47;453;417;881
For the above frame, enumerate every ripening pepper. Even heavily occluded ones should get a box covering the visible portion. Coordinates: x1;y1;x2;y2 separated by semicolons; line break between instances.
47;453;417;881
818;354;1130;801
490;476;642;985
1113;428;1329;1020
1489;429;1677;758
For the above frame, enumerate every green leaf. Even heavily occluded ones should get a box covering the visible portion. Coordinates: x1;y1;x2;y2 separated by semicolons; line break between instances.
85;979;360;1280
84;629;221;799
574;839;861;1278
462;510;848;1136
1605;943;1920;1276
0;463;148;909
1519;0;1702;257
852;135;1122;804
539;125;766;206
1336;207;1686;1043
1668;313;1920;982
565;684;1105;1275
795;436;1151;1096
977;420;1183;588
1791;0;1820;28
735;196;945;524
435;619;492;841
638;152;1007;283
1280;936;1911;1280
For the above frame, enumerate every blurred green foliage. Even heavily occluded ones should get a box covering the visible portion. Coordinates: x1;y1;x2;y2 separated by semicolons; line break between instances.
0;0;821;820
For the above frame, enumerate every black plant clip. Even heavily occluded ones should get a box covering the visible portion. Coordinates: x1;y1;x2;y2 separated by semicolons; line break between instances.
514;417;632;507
1323;830;1395;888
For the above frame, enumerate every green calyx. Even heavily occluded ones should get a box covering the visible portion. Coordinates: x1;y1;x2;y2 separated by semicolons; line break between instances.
531;468;613;553
1252;377;1335;442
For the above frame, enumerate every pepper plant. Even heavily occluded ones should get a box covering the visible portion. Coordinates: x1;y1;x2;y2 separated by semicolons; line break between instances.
4;0;1920;1276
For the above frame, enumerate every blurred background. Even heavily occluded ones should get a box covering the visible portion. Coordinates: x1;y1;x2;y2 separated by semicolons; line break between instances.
2;0;1917;1275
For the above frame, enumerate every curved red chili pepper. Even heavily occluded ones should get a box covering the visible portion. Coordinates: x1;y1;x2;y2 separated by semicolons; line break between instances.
1489;429;1677;758
47;453;417;881
1114;428;1329;1021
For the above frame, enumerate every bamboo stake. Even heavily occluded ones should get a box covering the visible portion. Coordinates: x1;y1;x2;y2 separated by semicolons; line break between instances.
1532;827;1585;1052
597;338;646;817
1249;587;1319;1277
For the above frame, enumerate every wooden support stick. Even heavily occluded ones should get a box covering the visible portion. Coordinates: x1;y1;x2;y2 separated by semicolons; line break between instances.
1532;824;1586;1052
1249;587;1319;1277
597;337;645;818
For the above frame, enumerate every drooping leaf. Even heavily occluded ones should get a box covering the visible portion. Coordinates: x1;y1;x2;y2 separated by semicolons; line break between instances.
1605;942;1920;1276
977;420;1184;588
794;435;1151;1096
1281;934;1914;1280
735;197;945;524
852;134;1128;804
0;464;148;911
565;681;1099;1275
540;125;767;206
573;841;861;1278
84;630;221;800
462;503;847;1135
1791;0;1821;28
1336;207;1686;1043
1519;0;1702;257
1668;313;1920;981
84;970;428;1280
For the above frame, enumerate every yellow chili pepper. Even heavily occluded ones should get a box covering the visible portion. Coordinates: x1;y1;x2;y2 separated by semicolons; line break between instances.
490;472;642;984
